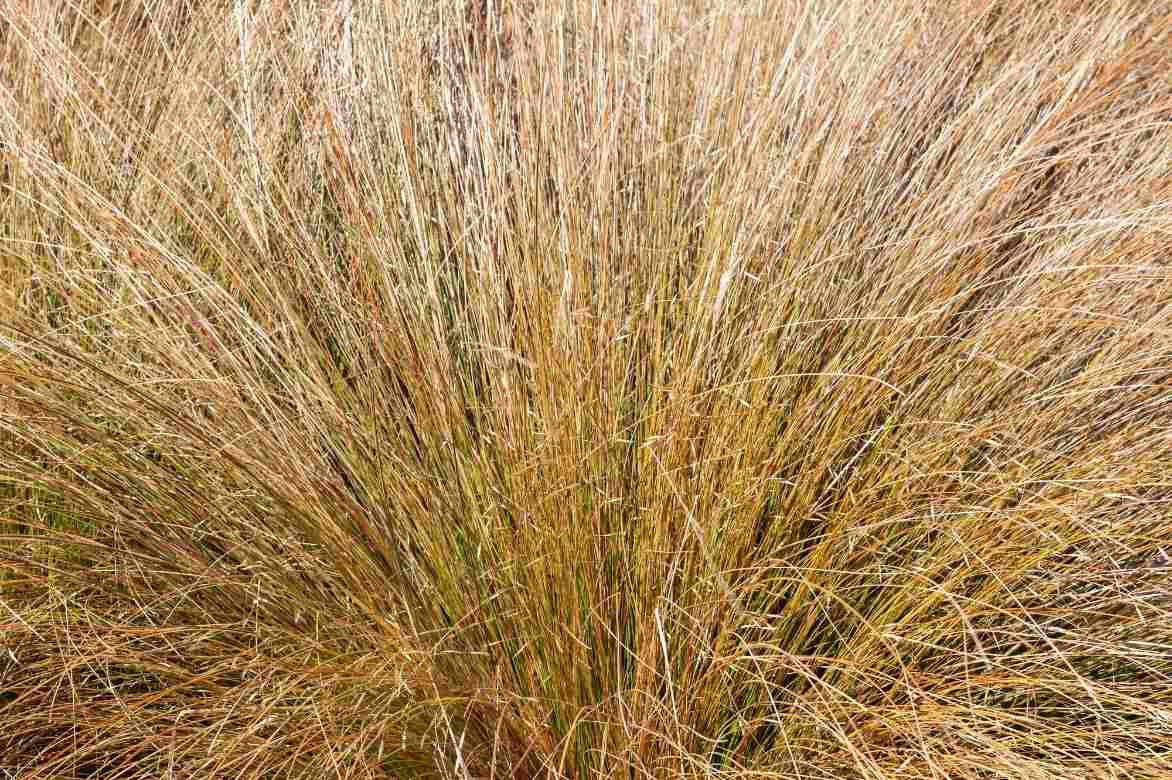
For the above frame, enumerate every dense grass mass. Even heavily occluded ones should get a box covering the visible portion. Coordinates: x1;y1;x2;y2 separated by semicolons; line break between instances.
1;0;1170;777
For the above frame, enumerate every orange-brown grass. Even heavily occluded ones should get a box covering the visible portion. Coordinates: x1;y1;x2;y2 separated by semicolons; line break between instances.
1;0;1170;777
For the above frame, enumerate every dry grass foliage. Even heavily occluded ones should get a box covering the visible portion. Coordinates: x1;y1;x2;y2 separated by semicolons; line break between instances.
1;0;1171;777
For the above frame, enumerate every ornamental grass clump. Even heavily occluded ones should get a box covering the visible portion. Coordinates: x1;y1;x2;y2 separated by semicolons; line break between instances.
1;0;1170;777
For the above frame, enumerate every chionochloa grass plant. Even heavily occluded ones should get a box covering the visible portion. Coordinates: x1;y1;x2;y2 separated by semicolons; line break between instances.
1;0;1170;777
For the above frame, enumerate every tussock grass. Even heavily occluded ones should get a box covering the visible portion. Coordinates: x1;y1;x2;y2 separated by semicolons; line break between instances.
1;0;1171;777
